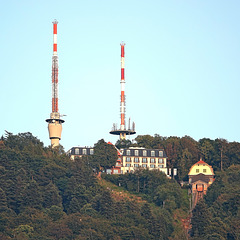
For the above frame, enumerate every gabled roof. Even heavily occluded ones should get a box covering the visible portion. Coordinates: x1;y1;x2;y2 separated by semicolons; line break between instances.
188;159;214;176
190;173;213;184
196;160;206;165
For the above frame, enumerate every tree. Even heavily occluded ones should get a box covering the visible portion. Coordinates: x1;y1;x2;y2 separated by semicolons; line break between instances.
21;180;43;210
13;224;34;240
190;200;212;238
0;188;8;212
46;205;65;221
198;138;215;163
93;190;113;218
135;135;154;148
42;182;62;208
115;139;132;149
90;139;118;173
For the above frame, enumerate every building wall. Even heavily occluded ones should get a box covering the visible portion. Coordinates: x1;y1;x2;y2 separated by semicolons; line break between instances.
120;148;168;174
188;162;214;176
188;160;215;209
68;146;169;175
121;156;167;174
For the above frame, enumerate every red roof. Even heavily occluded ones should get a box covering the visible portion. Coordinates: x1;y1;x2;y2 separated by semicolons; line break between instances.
196;160;207;165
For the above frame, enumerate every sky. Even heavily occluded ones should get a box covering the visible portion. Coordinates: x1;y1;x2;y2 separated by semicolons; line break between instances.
0;0;240;151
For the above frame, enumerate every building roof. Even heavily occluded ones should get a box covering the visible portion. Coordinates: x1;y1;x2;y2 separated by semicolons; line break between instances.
67;147;94;156
190;173;213;184
188;159;214;176
68;146;167;159
196;160;206;164
121;148;167;158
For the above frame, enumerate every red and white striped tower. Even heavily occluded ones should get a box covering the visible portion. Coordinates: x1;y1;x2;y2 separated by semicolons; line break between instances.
52;20;58;113
120;42;126;131
110;42;136;140
46;20;64;147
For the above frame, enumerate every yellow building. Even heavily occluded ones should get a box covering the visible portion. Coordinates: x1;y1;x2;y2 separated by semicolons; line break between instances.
188;159;214;209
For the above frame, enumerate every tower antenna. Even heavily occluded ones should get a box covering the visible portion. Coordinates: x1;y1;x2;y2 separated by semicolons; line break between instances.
46;20;64;147
110;42;136;140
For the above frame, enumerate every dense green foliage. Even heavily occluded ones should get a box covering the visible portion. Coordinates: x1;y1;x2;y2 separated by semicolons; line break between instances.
133;135;240;239
134;135;240;180
0;132;239;239
103;169;189;212
190;165;240;240
89;139;118;173
0;132;186;239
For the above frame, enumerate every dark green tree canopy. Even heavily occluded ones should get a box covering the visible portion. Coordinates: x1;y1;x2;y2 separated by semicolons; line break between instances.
90;139;118;172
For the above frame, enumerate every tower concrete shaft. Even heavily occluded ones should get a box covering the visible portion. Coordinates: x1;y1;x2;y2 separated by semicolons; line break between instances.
46;20;64;147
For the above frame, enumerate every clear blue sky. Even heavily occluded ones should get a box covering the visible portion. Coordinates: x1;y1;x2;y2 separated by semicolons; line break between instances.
1;0;240;151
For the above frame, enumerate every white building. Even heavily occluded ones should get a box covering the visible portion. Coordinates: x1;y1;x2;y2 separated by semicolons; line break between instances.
67;146;168;175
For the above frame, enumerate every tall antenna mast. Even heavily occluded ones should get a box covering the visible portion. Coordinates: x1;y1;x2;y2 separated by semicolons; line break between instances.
110;42;136;140
52;19;59;113
120;42;126;131
46;20;64;147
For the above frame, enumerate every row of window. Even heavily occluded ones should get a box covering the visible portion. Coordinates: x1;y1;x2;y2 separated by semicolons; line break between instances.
75;148;94;155
126;150;163;157
125;164;164;168
125;157;164;163
196;169;207;173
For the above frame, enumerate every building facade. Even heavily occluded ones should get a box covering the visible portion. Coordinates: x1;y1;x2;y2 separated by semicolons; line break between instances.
67;147;94;160
68;146;168;175
188;159;215;209
119;147;168;174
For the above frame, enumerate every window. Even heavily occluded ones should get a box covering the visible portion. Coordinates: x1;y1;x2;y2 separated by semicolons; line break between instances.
158;158;163;163
82;149;87;155
143;150;147;157
90;149;94;155
134;164;139;168
142;164;147;168
203;169;206;173
151;151;155;157
135;150;139;156
196;169;199;173
150;158;155;163
75;148;79;155
134;158;139;163
126;150;130;156
142;158;147;163
159;151;163;157
150;164;155;168
126;164;131;167
126;157;131;162
158;165;163;168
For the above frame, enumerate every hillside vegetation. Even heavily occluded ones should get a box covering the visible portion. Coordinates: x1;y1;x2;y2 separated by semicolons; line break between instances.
131;135;240;180
0;132;188;240
190;165;240;240
0;132;239;239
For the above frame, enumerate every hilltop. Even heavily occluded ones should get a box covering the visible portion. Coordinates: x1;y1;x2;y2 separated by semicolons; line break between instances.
0;132;239;239
0;132;188;239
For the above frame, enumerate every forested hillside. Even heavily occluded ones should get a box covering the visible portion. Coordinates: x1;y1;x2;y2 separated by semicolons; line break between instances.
0;132;188;240
190;165;240;240
126;135;240;180
0;132;239;239
116;135;240;239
